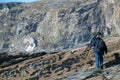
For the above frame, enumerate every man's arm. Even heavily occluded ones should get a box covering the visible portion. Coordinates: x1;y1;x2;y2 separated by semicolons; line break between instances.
104;41;108;54
89;39;96;47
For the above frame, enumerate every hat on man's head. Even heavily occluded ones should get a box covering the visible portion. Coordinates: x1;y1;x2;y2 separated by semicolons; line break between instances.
96;32;102;35
94;32;102;37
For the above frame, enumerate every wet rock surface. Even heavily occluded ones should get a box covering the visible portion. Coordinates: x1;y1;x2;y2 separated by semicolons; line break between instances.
0;37;120;80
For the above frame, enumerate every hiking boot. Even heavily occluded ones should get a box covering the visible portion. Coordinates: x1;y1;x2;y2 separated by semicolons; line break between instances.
94;68;102;74
100;65;103;69
100;64;104;69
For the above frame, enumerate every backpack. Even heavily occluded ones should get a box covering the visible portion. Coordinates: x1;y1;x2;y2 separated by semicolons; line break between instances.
96;39;106;51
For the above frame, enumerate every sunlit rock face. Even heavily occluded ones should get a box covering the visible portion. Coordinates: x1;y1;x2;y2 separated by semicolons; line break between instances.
0;0;120;53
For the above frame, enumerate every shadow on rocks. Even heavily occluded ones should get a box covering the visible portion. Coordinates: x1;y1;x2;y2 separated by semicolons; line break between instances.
105;52;120;68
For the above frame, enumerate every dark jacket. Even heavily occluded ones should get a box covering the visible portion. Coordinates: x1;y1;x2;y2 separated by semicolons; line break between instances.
89;37;107;53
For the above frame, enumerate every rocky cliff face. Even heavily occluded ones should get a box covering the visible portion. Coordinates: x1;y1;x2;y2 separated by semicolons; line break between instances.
0;0;120;53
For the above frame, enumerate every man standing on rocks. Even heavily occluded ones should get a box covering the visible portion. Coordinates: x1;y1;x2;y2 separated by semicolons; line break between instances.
88;32;108;69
